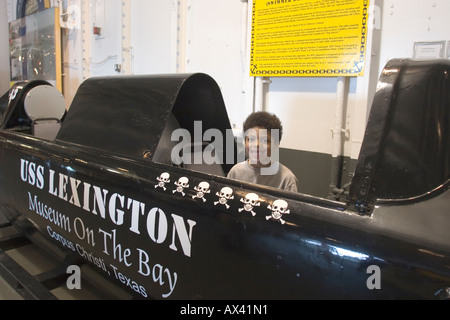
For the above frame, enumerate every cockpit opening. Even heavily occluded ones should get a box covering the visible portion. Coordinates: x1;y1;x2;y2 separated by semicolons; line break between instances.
0;81;66;140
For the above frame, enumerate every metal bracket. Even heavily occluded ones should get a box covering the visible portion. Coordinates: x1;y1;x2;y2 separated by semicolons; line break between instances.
0;248;58;300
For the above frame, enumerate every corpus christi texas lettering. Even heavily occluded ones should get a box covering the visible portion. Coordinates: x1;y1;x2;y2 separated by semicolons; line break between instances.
20;158;196;299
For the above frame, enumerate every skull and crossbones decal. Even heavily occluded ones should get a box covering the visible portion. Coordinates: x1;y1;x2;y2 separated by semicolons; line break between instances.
192;181;211;202
173;177;189;196
267;199;290;224
155;172;170;191
154;172;291;225
214;187;234;209
239;193;262;217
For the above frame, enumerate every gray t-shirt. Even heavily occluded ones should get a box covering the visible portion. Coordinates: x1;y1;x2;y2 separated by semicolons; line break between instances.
227;161;298;192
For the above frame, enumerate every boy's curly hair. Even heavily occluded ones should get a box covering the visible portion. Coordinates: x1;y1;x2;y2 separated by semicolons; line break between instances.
243;112;283;141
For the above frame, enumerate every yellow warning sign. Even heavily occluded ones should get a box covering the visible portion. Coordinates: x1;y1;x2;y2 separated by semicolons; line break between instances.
250;0;370;77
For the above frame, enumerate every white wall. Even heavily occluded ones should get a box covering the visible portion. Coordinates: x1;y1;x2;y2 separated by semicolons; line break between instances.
379;0;450;71
130;0;175;74
267;77;343;154
60;0;124;107
87;0;122;78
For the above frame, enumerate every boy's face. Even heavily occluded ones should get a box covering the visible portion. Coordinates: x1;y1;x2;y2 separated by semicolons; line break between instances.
245;127;279;168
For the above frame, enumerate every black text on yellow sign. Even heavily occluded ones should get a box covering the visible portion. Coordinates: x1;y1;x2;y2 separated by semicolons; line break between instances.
250;0;370;77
